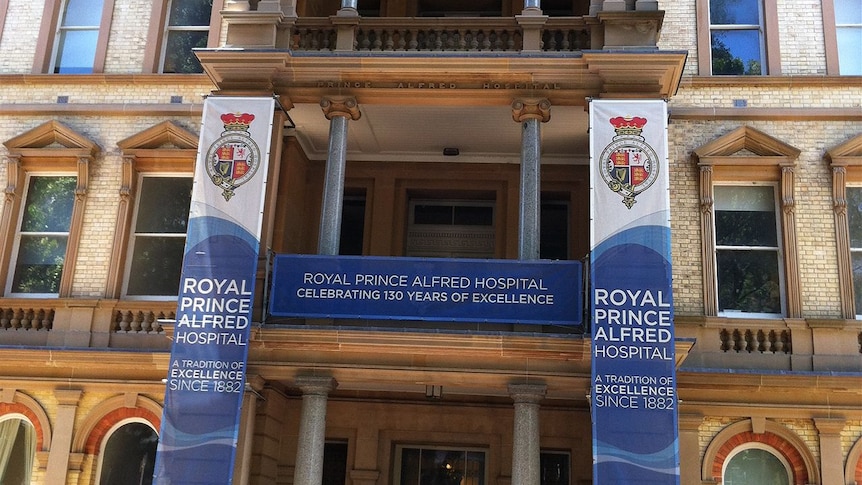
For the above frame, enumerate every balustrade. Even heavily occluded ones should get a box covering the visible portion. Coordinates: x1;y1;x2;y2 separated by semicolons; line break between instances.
291;17;590;52
719;328;792;354
112;309;172;333
0;307;54;331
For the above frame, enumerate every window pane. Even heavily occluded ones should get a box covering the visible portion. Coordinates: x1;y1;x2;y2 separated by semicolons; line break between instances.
835;0;862;24
163;31;208;73
12;235;69;293
168;0;213;26
715;186;777;246
21;177;76;232
709;0;761;25
54;30;98;73
847;188;862;247
541;201;569;260
99;423;158;485
135;177;192;233
414;205;453;225
852;251;862;315
62;0;104;26
724;449;789;485
0;419;35;484
453;206;493;226
465;452;485;485
400;448;421;485
836;27;862;75
127;237;186;296
322;442;348;485
717;249;781;313
711;30;763;75
540;452;569;485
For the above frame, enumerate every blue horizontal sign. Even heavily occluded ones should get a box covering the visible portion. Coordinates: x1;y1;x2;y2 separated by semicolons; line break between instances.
269;255;582;325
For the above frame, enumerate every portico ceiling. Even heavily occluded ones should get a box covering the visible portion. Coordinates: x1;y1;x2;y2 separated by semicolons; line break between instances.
198;49;686;163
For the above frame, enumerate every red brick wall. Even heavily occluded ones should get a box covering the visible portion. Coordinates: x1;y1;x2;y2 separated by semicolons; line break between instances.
0;402;45;450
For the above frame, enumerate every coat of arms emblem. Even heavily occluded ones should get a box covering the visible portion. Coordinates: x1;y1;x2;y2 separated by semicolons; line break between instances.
206;112;261;201
598;115;659;209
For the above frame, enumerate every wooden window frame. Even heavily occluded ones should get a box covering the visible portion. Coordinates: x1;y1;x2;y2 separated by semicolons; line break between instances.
828;133;862;319
0;121;95;298
31;0;115;74
693;126;801;317
142;0;225;73
695;0;781;76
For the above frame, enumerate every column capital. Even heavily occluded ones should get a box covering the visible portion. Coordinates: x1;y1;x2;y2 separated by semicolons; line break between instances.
295;375;338;396
813;417;846;435
511;98;550;123
321;97;361;121
54;389;83;406
508;383;547;404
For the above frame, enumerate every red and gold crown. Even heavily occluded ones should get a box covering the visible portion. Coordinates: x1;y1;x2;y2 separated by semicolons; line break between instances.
221;112;255;131
609;116;647;136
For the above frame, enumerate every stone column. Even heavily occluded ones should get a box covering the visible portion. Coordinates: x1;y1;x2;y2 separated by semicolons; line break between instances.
341;0;357;8
318;98;361;255
508;383;547;485
293;376;338;485
814;417;846;485
45;389;82;484
678;414;703;485
524;0;540;9
233;375;265;485
512;99;550;260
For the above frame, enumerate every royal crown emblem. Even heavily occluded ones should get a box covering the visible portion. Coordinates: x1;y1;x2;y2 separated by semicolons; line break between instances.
598;115;660;209
205;112;262;201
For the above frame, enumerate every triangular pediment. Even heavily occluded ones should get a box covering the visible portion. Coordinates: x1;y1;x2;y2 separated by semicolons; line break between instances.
693;126;801;164
4;120;99;158
117;121;198;150
827;133;862;167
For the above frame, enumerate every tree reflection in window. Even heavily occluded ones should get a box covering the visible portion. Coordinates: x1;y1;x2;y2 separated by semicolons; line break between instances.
709;0;764;75
10;176;76;294
161;0;213;73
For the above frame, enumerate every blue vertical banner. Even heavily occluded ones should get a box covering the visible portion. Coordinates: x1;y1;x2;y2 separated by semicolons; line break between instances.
154;96;275;484
589;100;679;484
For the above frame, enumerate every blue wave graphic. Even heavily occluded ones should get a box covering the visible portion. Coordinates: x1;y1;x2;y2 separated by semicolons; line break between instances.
157;419;238;452
594;439;679;476
186;214;259;251
593;223;671;264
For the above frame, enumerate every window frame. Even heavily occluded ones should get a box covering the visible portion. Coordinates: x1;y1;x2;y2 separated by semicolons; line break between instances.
695;0;780;76
95;418;159;485
121;173;193;300
712;182;785;318
0;121;94;298
828;132;862;319
393;444;488;485
823;0;862;75
693;126;801;318
109;121;198;299
31;0;115;74
5;173;79;297
721;443;792;485
142;0;224;73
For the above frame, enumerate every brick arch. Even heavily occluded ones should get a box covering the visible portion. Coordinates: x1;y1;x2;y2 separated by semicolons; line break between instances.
702;419;818;485
846;434;862;484
73;395;162;456
711;431;808;484
0;394;51;451
84;407;161;455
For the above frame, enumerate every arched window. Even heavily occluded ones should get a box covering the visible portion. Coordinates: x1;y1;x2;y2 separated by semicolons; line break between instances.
723;445;791;485
97;421;159;485
0;415;36;485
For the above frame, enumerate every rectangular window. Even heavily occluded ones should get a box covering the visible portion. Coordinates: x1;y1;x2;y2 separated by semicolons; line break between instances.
407;200;495;258
846;187;862;316
541;200;569;260
161;0;213;73
52;0;104;73
714;185;783;316
323;441;348;485
123;175;192;297
339;195;366;256
540;451;570;485
709;0;765;75
835;0;862;75
396;445;486;485
7;176;77;295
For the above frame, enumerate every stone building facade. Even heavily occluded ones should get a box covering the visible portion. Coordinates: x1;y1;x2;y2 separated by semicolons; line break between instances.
0;0;860;484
